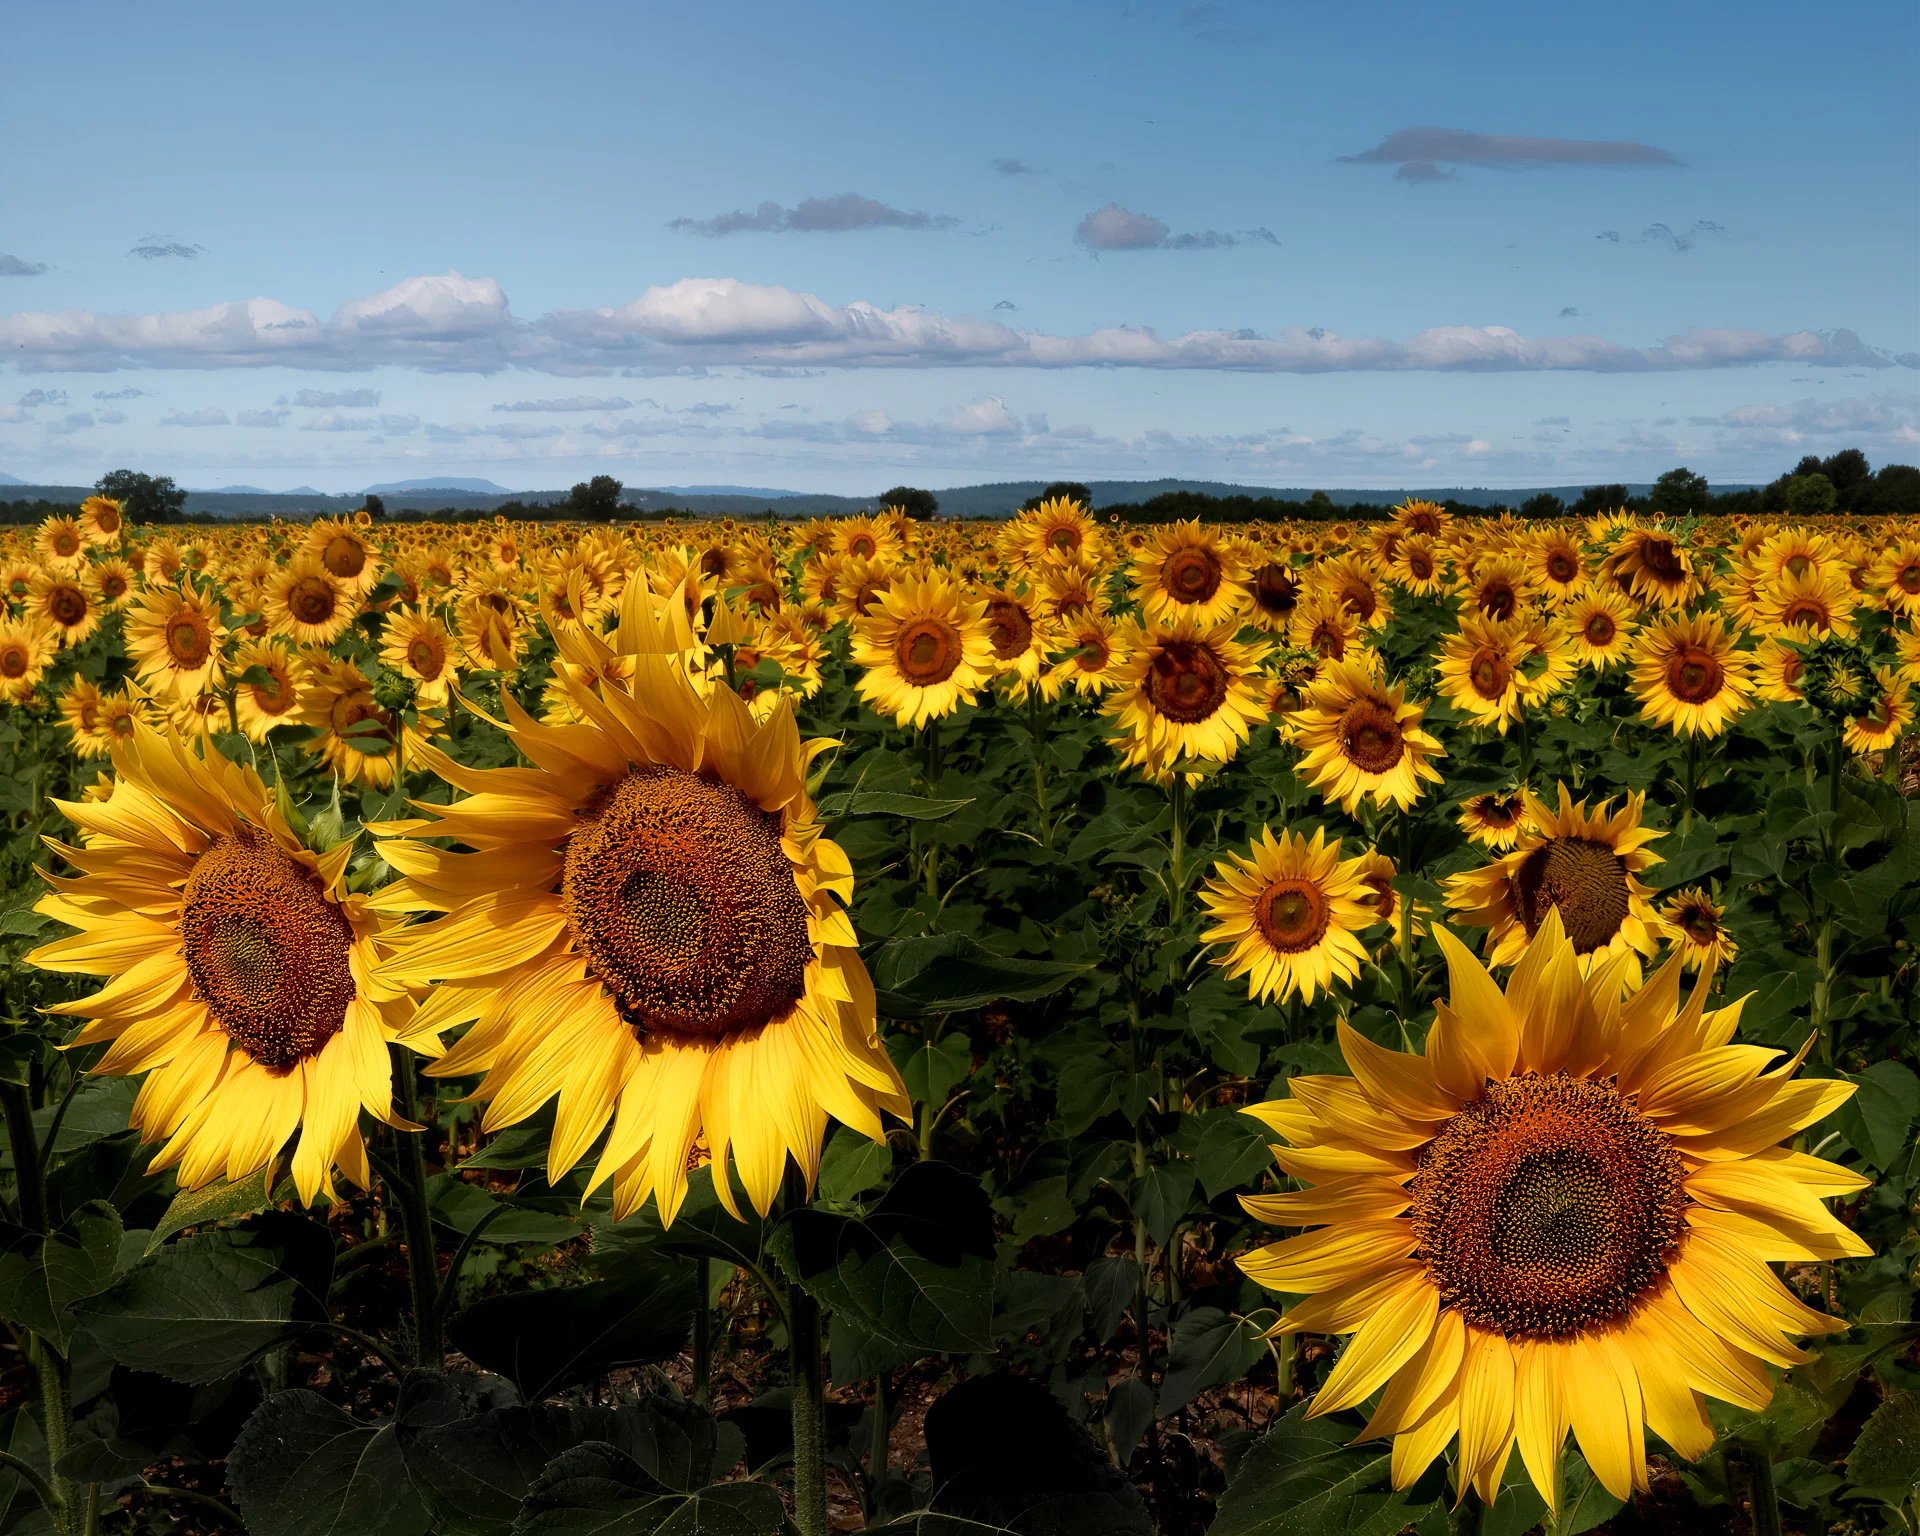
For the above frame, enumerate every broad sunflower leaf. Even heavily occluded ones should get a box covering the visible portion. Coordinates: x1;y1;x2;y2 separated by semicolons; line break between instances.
1848;1389;1920;1503
1833;1060;1920;1172
447;1253;698;1400
774;1161;995;1382
1211;1401;1417;1536
1192;1109;1281;1202
228;1390;429;1536
0;1199;123;1351
872;932;1093;1017
145;1164;281;1254
509;1442;783;1536
1158;1308;1268;1418
76;1217;331;1385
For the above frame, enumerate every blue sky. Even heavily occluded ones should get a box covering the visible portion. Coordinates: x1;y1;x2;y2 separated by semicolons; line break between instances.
2;0;1915;495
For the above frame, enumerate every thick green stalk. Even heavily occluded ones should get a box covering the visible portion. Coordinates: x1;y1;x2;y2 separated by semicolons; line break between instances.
390;1047;444;1371
783;1167;828;1536
28;1336;79;1536
869;1369;891;1479
0;1080;47;1235
691;1257;713;1410
1167;771;1188;933
1027;689;1052;846
1726;1440;1783;1536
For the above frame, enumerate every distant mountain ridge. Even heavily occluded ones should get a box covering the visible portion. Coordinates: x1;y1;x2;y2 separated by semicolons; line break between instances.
0;475;1759;521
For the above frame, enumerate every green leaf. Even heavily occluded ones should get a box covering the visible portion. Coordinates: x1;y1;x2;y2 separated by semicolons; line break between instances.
228;1390;430;1536
447;1253;698;1400
1159;1308;1268;1417
1211;1402;1418;1536
76;1219;331;1384
146;1164;280;1254
890;1030;974;1107
872;932;1093;1018
1834;1061;1920;1172
1082;1257;1138;1344
817;1130;892;1207
0;1200;124;1350
816;790;974;822
1192;1110;1278;1202
509;1442;784;1535
1129;1166;1194;1249
427;1175;584;1247
774;1161;995;1381
1848;1389;1920;1503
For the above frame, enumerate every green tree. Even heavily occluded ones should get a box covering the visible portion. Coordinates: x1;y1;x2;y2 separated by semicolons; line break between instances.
1784;472;1839;519
1020;481;1093;512
568;475;624;516
1518;492;1566;519
363;493;387;518
1648;467;1710;518
94;468;186;524
1570;483;1630;519
1820;448;1871;494
1863;463;1920;519
879;486;939;519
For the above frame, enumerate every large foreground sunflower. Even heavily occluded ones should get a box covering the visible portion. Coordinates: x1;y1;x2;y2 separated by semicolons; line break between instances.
1237;910;1868;1513
1445;783;1662;975
373;661;909;1224
28;725;433;1203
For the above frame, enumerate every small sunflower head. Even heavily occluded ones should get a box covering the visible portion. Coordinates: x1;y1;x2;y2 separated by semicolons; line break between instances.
1798;634;1877;726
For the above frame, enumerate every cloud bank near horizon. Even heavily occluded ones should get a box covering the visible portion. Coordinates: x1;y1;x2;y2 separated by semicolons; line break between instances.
2;272;1911;380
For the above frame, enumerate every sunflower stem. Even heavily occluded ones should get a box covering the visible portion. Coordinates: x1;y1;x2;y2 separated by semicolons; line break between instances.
1681;730;1701;837
389;1046;444;1372
1516;709;1533;782
691;1256;713;1410
0;1078;48;1237
782;1166;829;1536
1027;688;1052;847
1727;1439;1784;1536
868;1367;891;1479
28;1334;81;1536
1167;770;1189;935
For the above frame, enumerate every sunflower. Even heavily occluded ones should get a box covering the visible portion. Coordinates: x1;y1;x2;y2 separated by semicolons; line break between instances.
266;559;358;648
1527;528;1589;606
1437;615;1536;735
124;581;227;700
92;556;138;610
2;560;41;607
301;517;384;596
1750;638;1807;703
141;539;187;585
230;639;307;741
26;568;103;646
1565;587;1637;670
1392;498;1451;539
1036;556;1108;622
57;677;110;757
1458;555;1536;623
78;495;124;547
299;659;409;787
1018;496;1104;567
1750;566;1858;640
1629;615;1753;739
1289;592;1364;663
1236;908;1868;1514
373;664;909;1224
1130;520;1248;626
831;513;902;566
1198;827;1375;1004
1103;617;1269;773
1288;659;1446;816
1658;886;1738;972
1603;526;1704;610
28;724;435;1204
1243;557;1305;633
35;515;88;572
1346;848;1431;948
1457;788;1532;851
1039;611;1131;700
1391;535;1446;597
1314;554;1395;633
852;572;995;728
1842;665;1914;756
1869;541;1920;617
1444;783;1662;974
455;571;529;671
827;556;895;627
379;609;459;708
978;588;1052;698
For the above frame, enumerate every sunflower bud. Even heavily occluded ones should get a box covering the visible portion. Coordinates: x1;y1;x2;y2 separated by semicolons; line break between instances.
1796;634;1876;727
370;671;418;715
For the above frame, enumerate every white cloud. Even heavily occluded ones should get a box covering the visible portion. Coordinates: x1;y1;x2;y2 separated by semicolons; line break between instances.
237;408;290;427
160;407;229;427
1077;204;1171;250
494;395;634;412
0;403;28;423
96;409;126;425
1694;391;1920;450
284;387;381;408
1;271;1910;378
46;412;96;436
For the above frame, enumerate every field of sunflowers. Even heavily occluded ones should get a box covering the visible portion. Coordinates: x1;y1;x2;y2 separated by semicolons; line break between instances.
0;491;1915;1536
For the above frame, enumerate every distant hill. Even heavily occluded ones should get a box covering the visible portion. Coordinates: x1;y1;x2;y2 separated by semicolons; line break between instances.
364;477;512;495
203;484;274;494
0;471;26;486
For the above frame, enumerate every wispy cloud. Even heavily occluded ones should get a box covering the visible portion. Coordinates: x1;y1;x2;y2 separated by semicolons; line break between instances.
129;239;205;260
160;407;229;427
93;386;147;400
237;408;289;428
493;395;634;412
17;389;66;408
0;254;48;277
46;412;95;436
669;193;959;236
990;158;1039;177
1341;127;1682;181
1076;204;1277;251
2;271;1908;377
280;387;382;408
1177;2;1258;45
